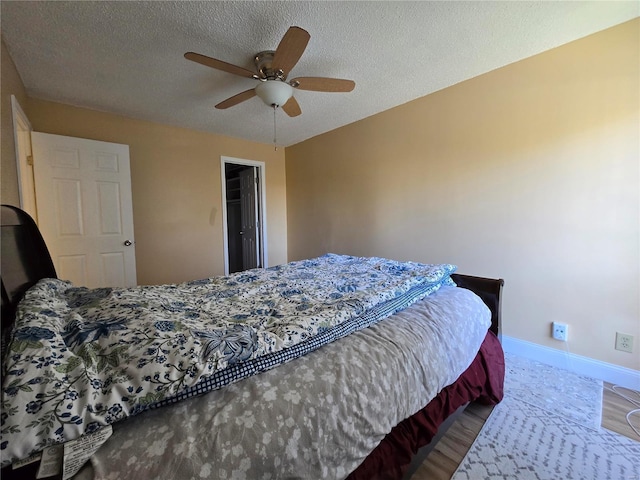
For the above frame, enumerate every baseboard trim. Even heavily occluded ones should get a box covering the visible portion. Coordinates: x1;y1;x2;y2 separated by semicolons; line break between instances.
502;336;640;391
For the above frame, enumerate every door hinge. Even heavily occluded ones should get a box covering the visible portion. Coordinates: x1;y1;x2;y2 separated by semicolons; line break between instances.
27;155;34;166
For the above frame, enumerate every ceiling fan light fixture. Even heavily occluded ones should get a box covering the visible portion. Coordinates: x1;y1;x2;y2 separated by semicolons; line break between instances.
255;80;293;107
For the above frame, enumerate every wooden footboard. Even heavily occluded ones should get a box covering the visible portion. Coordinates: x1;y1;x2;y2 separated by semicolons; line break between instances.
451;273;504;342
401;274;505;479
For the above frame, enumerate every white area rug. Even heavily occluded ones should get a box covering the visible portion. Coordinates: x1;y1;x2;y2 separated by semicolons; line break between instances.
452;396;640;480
504;352;603;429
452;354;640;480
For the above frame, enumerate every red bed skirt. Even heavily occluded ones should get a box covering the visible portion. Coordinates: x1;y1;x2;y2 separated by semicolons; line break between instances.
347;330;505;480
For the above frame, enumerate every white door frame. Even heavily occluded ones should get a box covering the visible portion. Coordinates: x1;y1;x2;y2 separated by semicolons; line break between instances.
220;156;268;275
11;95;37;221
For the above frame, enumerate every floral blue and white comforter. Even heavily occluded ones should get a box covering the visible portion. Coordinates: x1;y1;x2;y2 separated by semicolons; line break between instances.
1;254;455;467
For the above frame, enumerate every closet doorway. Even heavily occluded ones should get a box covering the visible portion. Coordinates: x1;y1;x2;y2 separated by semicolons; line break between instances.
221;156;267;274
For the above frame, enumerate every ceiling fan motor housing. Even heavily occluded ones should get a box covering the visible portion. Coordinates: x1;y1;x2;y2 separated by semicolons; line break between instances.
254;50;284;79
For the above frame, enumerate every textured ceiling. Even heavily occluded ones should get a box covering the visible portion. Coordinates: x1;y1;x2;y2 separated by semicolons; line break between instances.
1;1;638;147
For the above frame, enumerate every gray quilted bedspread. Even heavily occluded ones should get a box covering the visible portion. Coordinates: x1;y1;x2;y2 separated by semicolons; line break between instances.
76;285;490;480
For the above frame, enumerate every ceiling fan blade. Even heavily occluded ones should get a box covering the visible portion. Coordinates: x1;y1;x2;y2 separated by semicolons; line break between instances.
185;52;256;79
215;89;256;109
290;77;355;92
282;96;302;117
272;26;310;76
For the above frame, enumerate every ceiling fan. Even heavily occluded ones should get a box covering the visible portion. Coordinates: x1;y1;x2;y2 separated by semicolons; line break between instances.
184;26;355;117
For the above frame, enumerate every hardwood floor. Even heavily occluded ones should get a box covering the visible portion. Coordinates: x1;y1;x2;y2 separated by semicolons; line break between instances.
602;381;640;439
410;381;640;480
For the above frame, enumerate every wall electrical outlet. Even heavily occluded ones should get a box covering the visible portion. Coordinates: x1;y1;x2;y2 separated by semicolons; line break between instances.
615;332;634;353
552;322;568;342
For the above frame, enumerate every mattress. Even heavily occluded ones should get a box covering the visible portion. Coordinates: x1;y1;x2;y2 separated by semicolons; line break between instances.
72;284;491;480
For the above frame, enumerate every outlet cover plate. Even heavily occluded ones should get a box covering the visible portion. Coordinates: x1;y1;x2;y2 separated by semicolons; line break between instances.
552;322;568;342
615;332;633;353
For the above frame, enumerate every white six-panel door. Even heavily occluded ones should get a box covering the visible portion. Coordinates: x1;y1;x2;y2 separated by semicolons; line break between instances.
31;132;137;288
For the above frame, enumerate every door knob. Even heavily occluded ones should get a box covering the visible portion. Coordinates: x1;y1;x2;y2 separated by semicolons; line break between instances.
124;240;133;246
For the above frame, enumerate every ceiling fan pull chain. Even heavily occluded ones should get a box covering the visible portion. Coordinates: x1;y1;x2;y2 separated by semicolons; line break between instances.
273;105;278;151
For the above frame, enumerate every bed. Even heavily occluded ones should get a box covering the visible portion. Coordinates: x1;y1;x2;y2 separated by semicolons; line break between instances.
0;204;504;480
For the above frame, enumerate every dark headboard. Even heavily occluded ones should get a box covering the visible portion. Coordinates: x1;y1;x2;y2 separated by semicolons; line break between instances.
1;205;57;342
451;273;504;341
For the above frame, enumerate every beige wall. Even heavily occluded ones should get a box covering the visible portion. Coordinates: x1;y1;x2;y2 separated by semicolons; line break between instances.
286;20;639;370
24;99;287;285
1;38;29;206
